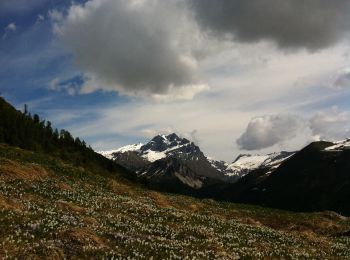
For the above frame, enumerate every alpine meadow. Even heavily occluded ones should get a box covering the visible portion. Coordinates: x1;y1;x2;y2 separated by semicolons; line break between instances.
1;0;350;259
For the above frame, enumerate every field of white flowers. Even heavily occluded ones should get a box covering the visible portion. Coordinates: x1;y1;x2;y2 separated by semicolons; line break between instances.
0;144;349;259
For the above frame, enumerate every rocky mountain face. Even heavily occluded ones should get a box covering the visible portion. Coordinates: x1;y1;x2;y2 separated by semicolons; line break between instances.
99;133;294;192
99;133;231;192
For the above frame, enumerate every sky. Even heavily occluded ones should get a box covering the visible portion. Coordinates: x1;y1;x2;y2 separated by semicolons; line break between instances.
1;0;350;162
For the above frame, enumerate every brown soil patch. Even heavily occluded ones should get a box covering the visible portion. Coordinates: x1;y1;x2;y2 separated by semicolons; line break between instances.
83;216;99;227
0;159;49;181
298;230;332;249
22;193;46;202
243;217;263;227
108;179;134;196
0;194;23;212
82;183;94;192
40;246;66;259
188;203;203;212
16;246;66;260
56;182;73;191
59;228;108;249
149;191;172;208
57;200;85;213
319;211;348;221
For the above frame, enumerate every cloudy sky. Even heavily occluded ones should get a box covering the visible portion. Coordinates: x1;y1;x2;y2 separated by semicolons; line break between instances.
1;0;350;161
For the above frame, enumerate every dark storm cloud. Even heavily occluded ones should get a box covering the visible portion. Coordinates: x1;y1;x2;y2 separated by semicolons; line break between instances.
190;0;350;50
56;0;199;96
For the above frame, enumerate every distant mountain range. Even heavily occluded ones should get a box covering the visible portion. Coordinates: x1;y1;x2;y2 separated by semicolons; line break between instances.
99;134;350;215
214;140;350;215
99;133;293;192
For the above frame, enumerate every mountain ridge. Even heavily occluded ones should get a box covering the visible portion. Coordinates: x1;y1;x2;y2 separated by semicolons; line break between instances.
99;133;295;187
99;133;231;191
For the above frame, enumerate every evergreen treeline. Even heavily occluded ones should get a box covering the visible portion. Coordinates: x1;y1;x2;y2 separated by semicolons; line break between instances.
0;97;129;176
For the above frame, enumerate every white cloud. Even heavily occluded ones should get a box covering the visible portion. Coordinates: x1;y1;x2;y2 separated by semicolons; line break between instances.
6;23;16;32
140;127;175;138
36;14;45;23
53;0;211;100
48;9;63;22
47;77;79;96
310;107;350;141
2;22;17;39
151;84;209;102
236;114;307;150
237;108;350;151
48;78;60;90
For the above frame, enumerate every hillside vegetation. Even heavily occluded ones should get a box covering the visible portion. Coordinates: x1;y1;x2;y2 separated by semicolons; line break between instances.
1;144;350;259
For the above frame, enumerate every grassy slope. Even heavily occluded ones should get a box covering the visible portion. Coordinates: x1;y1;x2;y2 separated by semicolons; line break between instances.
0;144;349;259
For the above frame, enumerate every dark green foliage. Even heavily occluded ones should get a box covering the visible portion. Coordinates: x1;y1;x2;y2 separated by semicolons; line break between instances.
0;97;131;178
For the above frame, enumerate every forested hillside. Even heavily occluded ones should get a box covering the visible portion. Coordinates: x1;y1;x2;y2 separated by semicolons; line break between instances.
0;97;129;177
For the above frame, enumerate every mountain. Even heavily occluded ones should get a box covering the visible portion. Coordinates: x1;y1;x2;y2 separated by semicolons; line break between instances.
216;140;350;215
99;133;230;192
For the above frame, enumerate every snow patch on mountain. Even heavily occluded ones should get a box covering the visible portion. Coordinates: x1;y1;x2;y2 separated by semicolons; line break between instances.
98;134;200;163
116;143;143;153
225;152;294;177
98;143;143;159
142;150;167;162
139;134;198;162
324;139;350;151
206;157;229;172
231;154;269;170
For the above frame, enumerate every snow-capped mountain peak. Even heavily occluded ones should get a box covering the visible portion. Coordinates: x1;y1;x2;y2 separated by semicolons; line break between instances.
140;133;191;154
99;133;201;163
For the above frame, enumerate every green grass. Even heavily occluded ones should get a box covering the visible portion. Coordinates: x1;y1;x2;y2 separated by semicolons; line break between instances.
0;144;349;259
